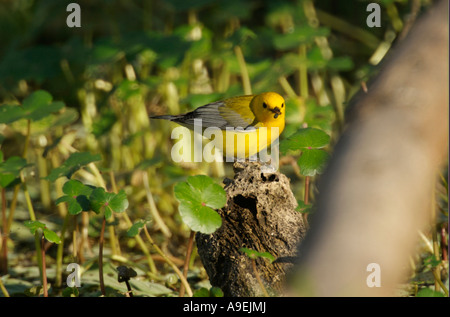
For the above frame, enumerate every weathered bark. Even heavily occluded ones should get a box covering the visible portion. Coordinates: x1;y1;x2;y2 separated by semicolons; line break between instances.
289;0;448;296
196;161;306;296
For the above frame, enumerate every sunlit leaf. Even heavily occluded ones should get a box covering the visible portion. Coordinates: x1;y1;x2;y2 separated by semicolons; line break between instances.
126;220;147;237
416;288;445;297
296;200;312;214
45;152;101;181
89;187;129;219
280;127;330;154
272;26;330;50
297;149;330;176
24;220;61;244
174;175;225;234
42;228;62;244
240;248;275;263
0;90;64;124
55;180;94;215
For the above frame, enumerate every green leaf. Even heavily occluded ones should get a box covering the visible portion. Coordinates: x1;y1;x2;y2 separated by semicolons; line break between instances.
192;286;224;297
327;57;354;71
116;80;142;101
89;187;129;219
51;108;79;128
24;220;46;234
239;248;275;263
136;157;163;170
416;288;445;297
280;127;330;154
89;187;109;214
193;287;211;297
210;286;224;297
43;228;62;244
296;200;312;214
0;105;24;124
178;203;222;234
23;220;61;244
126;220;147;237
297;149;330;177
424;255;441;268
55;180;94;215
273;26;330;50
0;156;31;188
0;156;30;174
45;152;101;181
0;173;16;188
174;175;226;234
174;182;198;204
62;287;79;297
92;110;117;137
62;179;94;197
0;90;64;124
108;190;129;213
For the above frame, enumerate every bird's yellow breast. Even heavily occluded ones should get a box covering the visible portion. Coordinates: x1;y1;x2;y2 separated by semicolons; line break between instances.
217;125;283;159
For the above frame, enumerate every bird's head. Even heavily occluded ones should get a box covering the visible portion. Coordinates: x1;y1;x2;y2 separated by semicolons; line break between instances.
250;92;285;125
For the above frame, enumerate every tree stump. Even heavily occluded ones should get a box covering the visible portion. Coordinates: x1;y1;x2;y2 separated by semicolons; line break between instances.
196;161;306;296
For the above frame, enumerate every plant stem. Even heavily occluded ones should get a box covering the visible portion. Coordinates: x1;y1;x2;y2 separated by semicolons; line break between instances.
431;268;449;296
13;120;43;281
143;171;171;238
179;230;195;297
36;149;51;209
304;176;310;204
6;120;31;231
251;258;269;297
88;163;120;258
315;9;380;50
303;176;310;225
121;212;157;274
1;188;7;275
234;45;252;95
108;215;120;257
142;226;192;297
21;174;43;281
53;151;68;287
441;225;448;261
298;45;309;99
278;75;298;100
430;183;442;293
0;275;9;297
5;186;19;235
55;212;70;287
99;216;106;296
41;236;48;297
109;170;158;274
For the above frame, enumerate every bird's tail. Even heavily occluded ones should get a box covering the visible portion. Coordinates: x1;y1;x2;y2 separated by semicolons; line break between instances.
150;115;179;121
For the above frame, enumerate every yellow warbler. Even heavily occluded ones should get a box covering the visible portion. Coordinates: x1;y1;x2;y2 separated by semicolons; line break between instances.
151;92;286;159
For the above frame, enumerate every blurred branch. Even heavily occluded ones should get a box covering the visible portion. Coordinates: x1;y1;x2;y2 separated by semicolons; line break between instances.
290;0;448;296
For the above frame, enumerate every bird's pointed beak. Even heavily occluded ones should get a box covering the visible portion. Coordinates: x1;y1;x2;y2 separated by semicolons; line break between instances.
271;107;281;118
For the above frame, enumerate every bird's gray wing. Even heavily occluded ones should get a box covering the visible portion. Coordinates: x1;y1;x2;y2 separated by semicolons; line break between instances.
174;101;256;130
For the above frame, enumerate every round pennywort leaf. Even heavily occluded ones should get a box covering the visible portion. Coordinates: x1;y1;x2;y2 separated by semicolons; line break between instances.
174;175;226;234
297;149;330;176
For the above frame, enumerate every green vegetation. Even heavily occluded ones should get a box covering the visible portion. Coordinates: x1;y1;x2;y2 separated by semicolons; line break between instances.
0;0;447;297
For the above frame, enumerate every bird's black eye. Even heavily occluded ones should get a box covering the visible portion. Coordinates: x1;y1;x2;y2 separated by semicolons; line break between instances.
263;102;267;108
281;103;284;108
